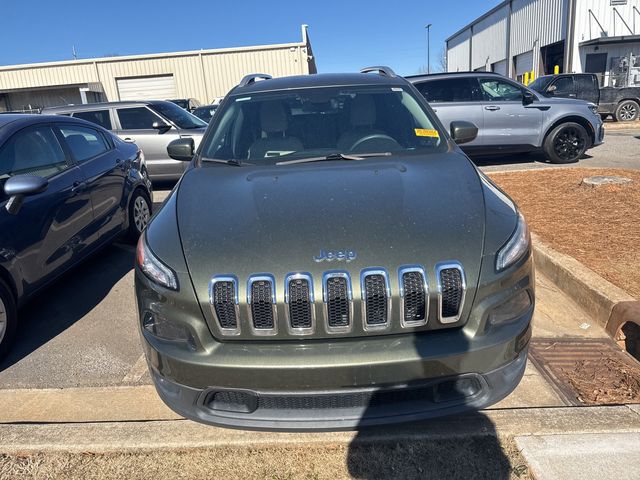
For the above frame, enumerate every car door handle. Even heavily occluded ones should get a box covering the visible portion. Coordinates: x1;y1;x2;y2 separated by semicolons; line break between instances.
123;137;135;143
71;181;87;195
484;106;501;111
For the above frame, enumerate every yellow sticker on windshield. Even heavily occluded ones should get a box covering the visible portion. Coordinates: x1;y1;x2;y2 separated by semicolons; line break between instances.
415;128;439;138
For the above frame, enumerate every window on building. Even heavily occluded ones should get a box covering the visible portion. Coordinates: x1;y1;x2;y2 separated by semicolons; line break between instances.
59;125;109;163
117;107;159;130
0;126;69;179
72;110;112;130
414;78;481;103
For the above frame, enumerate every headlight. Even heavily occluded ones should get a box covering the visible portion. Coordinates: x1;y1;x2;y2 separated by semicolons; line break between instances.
496;212;530;272
136;235;178;290
588;105;599;116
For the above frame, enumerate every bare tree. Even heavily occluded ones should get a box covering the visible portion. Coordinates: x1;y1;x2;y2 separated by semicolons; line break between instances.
434;46;448;73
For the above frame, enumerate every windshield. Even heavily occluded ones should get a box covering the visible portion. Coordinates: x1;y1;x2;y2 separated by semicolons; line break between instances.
528;76;553;94
193;106;216;123
150;102;207;129
200;85;444;165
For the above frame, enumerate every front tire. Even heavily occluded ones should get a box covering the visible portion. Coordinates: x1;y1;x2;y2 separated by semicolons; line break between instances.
0;279;17;361
614;100;639;122
127;189;152;242
543;122;588;164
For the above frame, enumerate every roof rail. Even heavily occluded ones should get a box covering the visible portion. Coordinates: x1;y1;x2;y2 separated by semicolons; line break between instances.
360;66;397;78
238;73;273;88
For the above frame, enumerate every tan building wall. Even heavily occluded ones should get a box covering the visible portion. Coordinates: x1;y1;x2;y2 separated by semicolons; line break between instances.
0;25;316;110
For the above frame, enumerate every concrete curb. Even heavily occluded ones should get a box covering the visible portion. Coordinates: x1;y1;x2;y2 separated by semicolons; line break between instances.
531;233;639;338
1;405;639;454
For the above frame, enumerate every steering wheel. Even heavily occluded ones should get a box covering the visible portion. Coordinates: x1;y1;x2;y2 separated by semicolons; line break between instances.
350;134;402;152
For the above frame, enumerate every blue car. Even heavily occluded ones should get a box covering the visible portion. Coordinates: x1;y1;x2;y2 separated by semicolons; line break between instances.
0;114;152;358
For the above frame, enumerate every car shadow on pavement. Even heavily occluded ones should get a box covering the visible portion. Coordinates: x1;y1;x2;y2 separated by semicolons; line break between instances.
346;413;510;479
0;243;135;372
471;151;592;169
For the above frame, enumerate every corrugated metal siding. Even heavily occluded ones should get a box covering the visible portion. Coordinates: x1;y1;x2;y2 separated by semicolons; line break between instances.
510;0;568;57
471;4;509;70
492;59;508;75
0;41;311;105
515;50;534;75
575;0;640;42
447;29;471;72
116;75;177;100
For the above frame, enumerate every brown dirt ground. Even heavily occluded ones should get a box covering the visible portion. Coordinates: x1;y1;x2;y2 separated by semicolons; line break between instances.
0;437;531;480
489;168;640;299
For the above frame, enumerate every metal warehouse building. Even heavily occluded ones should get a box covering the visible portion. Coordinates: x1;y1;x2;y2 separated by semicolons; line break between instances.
0;25;316;113
446;0;640;86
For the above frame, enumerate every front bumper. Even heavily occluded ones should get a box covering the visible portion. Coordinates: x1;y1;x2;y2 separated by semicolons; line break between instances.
141;305;532;430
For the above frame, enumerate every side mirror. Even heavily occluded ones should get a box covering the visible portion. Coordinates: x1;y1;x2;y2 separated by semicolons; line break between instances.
167;137;195;161
152;121;171;132
523;90;536;105
4;174;48;215
450;121;478;145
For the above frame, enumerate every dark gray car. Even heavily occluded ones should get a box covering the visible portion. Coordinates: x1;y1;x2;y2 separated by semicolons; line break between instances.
134;68;534;430
42;101;207;181
409;72;604;163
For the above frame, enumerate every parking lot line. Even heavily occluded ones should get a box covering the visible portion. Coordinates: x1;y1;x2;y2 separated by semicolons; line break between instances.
121;354;149;384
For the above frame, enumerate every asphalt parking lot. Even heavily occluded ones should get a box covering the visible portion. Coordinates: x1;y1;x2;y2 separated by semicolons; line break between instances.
1;133;635;391
476;127;640;172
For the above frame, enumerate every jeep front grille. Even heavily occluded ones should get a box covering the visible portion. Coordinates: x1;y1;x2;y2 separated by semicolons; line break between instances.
361;269;390;330
285;273;314;334
437;263;466;324
248;275;277;334
399;266;428;327
209;277;240;335
323;272;352;332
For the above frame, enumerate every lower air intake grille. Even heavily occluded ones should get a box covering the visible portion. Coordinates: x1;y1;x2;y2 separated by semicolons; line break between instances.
440;268;463;319
402;271;426;323
326;277;350;328
288;278;312;329
364;274;388;325
212;281;237;329
250;280;274;329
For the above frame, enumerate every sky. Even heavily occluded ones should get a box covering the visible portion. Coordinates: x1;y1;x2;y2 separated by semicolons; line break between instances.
1;0;498;76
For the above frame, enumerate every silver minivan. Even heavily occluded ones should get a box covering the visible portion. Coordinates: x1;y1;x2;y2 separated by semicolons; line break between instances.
43;101;207;181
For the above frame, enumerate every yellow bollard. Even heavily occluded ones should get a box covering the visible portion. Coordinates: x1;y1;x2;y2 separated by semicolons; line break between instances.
530;71;535;83
554;65;560;74
523;72;529;85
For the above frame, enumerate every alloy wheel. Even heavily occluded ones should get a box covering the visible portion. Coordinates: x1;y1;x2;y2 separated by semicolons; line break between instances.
0;297;6;345
619;103;638;121
133;196;151;233
553;127;585;161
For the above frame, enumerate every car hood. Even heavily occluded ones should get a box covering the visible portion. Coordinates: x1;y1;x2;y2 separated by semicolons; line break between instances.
536;96;594;107
176;152;487;333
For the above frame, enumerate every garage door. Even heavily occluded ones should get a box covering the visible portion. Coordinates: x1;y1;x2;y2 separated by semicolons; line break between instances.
116;75;176;101
515;51;534;77
492;60;507;76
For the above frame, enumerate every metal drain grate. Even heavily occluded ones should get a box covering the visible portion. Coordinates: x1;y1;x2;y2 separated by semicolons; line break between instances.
529;338;640;406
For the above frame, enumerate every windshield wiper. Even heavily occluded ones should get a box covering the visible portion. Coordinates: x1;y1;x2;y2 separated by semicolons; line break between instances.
276;152;392;166
201;158;247;166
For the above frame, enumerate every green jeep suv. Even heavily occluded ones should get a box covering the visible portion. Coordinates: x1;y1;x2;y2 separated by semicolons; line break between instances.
134;67;535;430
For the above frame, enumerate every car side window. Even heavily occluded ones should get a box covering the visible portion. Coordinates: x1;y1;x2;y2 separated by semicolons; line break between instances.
479;79;524;102
116;107;159;130
72;110;113;130
58;125;110;163
0;125;70;179
553;77;574;95
415;78;480;103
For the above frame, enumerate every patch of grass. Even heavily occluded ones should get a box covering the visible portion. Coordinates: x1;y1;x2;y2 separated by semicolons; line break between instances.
0;436;530;480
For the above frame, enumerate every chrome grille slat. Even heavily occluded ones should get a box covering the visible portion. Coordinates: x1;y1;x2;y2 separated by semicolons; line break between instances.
361;269;390;331
436;262;466;324
323;272;352;333
285;273;315;335
247;274;277;335
209;276;240;336
399;266;428;327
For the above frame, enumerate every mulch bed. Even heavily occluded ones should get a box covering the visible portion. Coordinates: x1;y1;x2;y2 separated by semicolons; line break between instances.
489;168;640;299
